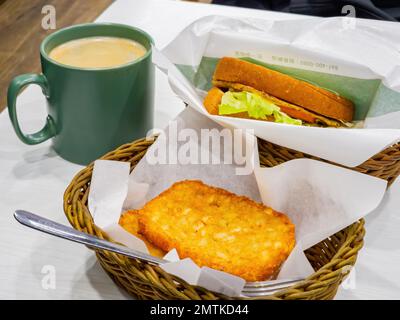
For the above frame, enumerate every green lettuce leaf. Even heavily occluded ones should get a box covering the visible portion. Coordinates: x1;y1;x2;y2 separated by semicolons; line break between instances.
219;91;302;125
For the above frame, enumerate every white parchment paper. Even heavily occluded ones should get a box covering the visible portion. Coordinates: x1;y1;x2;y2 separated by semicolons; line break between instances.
88;107;387;297
153;15;400;167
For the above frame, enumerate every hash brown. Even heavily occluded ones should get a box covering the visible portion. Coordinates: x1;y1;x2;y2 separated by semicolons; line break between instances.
119;210;166;258
136;180;295;281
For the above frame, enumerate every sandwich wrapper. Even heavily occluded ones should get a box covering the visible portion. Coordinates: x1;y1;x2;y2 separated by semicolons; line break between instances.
88;107;387;297
153;15;400;167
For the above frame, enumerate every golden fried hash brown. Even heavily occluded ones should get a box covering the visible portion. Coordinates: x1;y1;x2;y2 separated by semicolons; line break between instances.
119;210;166;258
137;180;295;281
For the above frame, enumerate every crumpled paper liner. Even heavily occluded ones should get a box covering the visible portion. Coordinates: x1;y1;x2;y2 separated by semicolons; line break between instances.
88;107;387;296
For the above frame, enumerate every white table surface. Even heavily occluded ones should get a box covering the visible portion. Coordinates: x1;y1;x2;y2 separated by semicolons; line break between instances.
1;0;399;300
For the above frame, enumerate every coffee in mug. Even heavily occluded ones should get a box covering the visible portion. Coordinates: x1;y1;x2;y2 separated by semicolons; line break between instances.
49;36;147;69
7;23;154;165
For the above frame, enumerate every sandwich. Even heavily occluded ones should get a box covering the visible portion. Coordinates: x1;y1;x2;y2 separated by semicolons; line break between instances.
119;180;295;282
203;57;354;127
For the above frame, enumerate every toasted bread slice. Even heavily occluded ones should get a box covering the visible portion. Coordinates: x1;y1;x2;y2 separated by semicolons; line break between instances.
119;210;166;258
137;180;295;282
213;57;354;122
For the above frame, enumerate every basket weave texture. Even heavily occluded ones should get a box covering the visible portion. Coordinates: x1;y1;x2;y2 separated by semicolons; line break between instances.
64;138;400;300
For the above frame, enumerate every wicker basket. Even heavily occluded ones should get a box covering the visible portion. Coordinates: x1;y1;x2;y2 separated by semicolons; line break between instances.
63;137;400;300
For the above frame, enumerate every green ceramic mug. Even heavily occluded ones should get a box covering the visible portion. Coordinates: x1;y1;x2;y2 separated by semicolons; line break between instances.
7;23;154;165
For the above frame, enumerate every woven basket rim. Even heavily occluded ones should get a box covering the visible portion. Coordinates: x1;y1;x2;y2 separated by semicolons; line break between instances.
63;136;368;300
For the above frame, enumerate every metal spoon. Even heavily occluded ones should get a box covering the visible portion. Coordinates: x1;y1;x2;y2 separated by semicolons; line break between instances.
14;209;304;294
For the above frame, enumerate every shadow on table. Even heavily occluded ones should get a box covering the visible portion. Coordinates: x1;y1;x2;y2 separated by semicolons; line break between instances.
12;231;131;299
12;146;57;178
336;262;400;300
11;146;81;181
70;254;133;300
363;177;400;251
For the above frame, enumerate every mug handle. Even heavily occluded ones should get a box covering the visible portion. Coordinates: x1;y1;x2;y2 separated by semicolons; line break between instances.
7;73;56;145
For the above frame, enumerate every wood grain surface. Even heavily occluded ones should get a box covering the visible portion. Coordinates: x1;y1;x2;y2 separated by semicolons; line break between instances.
0;0;113;112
